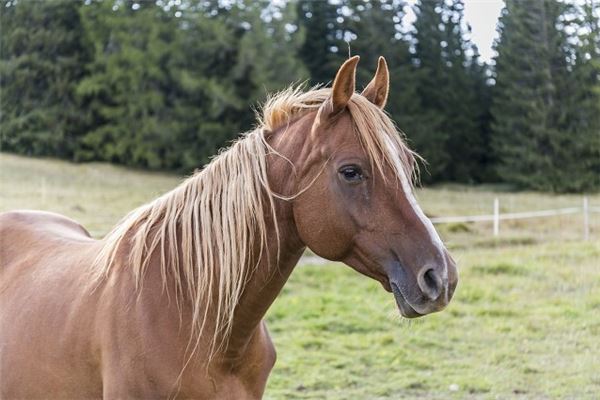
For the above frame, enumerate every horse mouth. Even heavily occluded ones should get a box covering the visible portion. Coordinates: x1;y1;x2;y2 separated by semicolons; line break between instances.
391;282;423;319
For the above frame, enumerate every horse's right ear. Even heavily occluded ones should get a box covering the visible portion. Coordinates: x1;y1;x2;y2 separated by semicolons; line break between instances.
362;56;389;108
329;56;360;116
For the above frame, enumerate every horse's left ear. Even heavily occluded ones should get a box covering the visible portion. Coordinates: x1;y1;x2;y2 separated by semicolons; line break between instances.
362;56;389;108
330;55;360;115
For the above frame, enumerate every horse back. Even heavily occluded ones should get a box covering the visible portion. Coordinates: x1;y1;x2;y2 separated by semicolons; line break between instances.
0;210;93;269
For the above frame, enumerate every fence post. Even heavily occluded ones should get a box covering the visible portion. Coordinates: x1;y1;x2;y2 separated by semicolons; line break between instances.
493;197;499;236
583;196;589;241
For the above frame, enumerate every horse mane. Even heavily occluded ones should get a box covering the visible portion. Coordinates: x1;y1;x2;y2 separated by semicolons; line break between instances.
90;85;417;358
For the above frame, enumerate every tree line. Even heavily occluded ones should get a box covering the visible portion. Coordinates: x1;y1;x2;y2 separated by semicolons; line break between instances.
1;0;598;192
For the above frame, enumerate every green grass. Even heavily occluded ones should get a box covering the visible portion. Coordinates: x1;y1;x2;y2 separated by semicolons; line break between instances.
266;243;600;399
2;153;599;399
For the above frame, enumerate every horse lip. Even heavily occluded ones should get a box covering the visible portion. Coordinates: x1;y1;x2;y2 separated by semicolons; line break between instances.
380;278;392;292
385;257;423;318
390;282;422;319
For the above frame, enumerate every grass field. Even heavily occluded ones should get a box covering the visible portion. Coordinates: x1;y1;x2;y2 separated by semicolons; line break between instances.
1;153;599;399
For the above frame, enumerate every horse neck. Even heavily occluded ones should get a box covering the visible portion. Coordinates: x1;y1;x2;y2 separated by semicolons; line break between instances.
223;114;316;359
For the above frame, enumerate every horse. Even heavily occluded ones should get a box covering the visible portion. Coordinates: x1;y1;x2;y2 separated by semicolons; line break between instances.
0;56;458;399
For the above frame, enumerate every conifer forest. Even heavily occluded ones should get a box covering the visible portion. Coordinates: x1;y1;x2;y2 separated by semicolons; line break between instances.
1;0;599;192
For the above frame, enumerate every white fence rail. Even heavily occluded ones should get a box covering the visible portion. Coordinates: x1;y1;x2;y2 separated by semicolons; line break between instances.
430;196;598;240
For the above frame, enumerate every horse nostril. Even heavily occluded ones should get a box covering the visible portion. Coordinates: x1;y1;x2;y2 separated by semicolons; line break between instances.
418;268;442;301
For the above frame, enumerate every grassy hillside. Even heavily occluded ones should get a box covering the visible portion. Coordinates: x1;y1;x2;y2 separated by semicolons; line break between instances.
0;153;178;237
1;153;597;243
1;153;599;399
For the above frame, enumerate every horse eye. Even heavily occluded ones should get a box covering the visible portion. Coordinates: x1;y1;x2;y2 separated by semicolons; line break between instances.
338;165;364;182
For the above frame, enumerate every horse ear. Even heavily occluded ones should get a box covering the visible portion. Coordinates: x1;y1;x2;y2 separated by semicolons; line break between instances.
362;56;389;108
330;55;360;115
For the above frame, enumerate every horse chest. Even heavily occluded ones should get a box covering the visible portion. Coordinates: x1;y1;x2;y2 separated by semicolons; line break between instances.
237;321;277;392
203;321;276;399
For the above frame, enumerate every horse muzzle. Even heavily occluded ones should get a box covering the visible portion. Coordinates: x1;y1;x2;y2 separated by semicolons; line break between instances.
387;256;458;318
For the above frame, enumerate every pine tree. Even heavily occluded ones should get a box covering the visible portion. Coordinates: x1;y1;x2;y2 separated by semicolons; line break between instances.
467;47;495;182
491;0;576;191
562;1;600;191
344;0;406;82
440;1;488;182
76;0;177;168
343;0;429;172
410;0;488;182
167;1;309;170
297;0;346;85
229;1;309;125
164;3;242;170
410;0;448;181
0;0;91;157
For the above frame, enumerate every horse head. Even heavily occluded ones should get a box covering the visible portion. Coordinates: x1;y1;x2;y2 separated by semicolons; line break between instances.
288;56;458;317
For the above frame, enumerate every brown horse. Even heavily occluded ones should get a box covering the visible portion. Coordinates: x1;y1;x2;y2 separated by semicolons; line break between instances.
0;56;457;399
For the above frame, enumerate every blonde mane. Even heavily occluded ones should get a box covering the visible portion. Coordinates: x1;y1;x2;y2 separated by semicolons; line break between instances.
91;85;417;358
